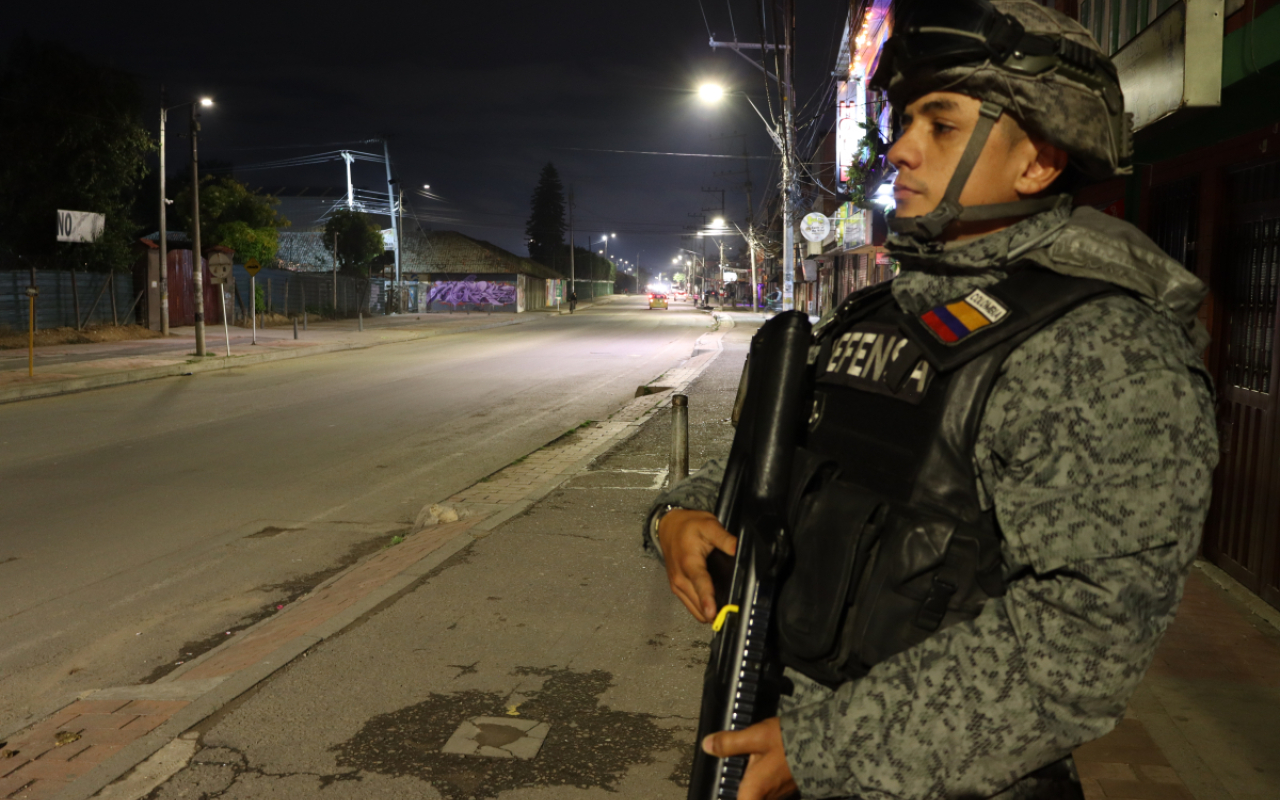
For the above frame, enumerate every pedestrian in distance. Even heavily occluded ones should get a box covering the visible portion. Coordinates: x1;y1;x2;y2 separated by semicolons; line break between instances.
568;290;577;314
644;1;1217;798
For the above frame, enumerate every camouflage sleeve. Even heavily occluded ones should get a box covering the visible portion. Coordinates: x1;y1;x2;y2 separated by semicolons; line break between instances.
641;458;727;559
779;296;1219;798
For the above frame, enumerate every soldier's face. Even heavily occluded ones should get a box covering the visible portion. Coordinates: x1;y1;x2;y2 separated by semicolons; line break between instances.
887;91;1062;238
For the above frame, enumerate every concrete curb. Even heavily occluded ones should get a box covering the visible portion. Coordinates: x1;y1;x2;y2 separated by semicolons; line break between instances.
53;531;477;800
0;317;528;405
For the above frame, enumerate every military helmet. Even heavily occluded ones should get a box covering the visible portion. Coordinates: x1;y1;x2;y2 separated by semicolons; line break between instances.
870;0;1133;240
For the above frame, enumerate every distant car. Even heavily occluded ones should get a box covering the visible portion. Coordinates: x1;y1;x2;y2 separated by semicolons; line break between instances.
648;293;669;310
676;290;687;301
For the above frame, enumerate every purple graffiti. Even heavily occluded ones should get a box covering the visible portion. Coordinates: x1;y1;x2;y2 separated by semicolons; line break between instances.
425;276;517;307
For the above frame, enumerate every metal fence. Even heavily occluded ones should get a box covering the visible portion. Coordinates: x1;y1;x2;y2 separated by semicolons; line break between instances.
225;264;378;321
1;270;138;332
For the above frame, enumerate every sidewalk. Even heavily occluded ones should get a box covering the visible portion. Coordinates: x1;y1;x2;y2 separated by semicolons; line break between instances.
0;310;1274;799
0;311;536;405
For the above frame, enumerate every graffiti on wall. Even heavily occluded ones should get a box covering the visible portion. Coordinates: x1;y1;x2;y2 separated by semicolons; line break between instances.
425;275;517;310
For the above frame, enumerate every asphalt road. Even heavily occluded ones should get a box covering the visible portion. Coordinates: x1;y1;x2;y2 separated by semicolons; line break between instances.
0;295;711;735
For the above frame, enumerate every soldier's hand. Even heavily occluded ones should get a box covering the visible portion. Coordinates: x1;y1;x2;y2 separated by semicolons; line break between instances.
702;717;798;800
657;509;737;623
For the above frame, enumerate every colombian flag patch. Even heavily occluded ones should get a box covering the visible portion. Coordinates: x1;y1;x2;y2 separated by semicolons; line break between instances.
920;289;1009;344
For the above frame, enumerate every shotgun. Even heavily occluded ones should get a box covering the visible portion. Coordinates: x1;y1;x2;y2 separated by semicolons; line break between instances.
687;310;812;800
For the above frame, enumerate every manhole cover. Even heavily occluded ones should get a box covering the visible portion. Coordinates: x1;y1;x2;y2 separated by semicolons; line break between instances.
441;717;550;760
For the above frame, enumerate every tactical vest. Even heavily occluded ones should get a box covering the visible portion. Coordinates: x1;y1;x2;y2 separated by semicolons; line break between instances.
776;267;1120;687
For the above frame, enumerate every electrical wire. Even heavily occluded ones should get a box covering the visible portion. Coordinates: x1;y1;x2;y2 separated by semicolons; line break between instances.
697;0;714;37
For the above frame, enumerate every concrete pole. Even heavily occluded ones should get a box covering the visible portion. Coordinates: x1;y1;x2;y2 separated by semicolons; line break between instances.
382;139;400;313
158;93;169;335
568;187;575;311
343;151;355;210
670;394;689;485
781;0;797;313
190;104;206;356
332;231;339;310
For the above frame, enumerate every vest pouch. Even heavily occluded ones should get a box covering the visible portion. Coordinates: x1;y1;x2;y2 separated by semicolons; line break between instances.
846;508;1003;673
776;475;886;684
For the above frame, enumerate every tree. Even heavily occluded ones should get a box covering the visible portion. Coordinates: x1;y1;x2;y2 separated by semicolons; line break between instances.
218;221;278;266
525;163;565;268
0;38;152;271
170;176;288;263
322;210;384;276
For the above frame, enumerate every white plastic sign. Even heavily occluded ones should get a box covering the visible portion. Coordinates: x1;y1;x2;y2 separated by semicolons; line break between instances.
56;210;105;243
800;213;831;243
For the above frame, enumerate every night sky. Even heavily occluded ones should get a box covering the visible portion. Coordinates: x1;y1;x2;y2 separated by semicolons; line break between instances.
3;0;848;277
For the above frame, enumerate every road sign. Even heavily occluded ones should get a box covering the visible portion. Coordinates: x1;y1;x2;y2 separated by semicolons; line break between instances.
244;257;261;277
56;210;105;243
208;252;233;284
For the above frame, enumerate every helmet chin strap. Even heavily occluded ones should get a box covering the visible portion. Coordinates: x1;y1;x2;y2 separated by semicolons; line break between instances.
888;101;1063;241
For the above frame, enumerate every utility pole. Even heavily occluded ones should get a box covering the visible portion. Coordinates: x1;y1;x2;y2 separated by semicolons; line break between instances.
382;139;400;313
708;12;795;311
332;231;339;309
781;0;797;312
190;103;206;356
567;187;576;310
158;88;169;336
342;151;356;210
398;186;405;311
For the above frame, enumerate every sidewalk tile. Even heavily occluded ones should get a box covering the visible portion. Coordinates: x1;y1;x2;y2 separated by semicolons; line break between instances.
75;727;149;748
14;753;96;780
0;773;35;797
62;700;131;716
65;714;137;731
30;741;89;763
118;699;188;717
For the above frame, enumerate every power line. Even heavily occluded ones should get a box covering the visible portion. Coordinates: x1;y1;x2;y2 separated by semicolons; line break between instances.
559;147;772;159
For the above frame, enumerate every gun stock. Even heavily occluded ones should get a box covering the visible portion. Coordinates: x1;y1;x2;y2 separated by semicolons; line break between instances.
687;311;811;800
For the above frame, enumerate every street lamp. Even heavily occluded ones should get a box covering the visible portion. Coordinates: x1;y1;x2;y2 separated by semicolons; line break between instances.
158;92;214;347
698;80;795;312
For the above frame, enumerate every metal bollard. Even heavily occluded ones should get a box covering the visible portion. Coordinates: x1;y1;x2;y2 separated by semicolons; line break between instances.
670;394;689;486
293;318;298;339
303;309;308;331
358;312;363;331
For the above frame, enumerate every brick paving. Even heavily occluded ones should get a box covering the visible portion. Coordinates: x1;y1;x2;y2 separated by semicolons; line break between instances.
0;700;191;800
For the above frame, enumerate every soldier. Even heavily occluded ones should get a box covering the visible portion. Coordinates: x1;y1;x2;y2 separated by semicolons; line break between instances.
646;1;1218;798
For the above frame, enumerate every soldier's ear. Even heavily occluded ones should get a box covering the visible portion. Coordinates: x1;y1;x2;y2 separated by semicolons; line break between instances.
1015;140;1068;197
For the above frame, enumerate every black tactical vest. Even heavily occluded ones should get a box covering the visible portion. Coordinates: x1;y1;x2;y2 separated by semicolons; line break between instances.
776;267;1119;687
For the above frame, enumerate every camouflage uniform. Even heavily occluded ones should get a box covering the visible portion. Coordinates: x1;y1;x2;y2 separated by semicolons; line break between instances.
644;203;1218;799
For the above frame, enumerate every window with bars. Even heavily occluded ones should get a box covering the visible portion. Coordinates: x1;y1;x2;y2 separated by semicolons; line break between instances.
1225;162;1280;393
1077;0;1181;55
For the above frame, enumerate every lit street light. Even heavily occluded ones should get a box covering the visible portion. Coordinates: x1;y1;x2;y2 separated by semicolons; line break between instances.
698;82;725;102
158;92;214;347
